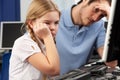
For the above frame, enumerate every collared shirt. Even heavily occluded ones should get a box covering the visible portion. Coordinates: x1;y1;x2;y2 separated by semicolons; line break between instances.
56;7;106;75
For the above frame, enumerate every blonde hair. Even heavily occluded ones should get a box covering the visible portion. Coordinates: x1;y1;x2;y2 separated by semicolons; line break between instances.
26;0;60;21
22;0;60;46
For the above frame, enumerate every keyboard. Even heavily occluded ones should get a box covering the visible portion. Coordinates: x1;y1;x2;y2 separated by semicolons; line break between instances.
55;69;90;80
55;63;107;80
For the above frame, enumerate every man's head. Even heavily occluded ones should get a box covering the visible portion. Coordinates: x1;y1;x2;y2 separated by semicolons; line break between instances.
77;0;111;6
72;0;111;26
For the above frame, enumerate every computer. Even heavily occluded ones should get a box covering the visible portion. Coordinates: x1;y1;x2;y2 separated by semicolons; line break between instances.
102;0;120;63
0;21;23;50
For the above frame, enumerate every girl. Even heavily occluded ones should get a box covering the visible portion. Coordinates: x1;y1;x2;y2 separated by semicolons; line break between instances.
9;0;60;80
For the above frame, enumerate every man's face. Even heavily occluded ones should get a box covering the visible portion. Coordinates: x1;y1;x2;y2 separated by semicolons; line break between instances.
79;0;110;26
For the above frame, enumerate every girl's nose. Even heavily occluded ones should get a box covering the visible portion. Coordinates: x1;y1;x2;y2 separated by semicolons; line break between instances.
49;24;56;30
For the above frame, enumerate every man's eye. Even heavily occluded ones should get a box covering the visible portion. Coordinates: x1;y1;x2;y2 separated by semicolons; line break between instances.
99;14;104;18
94;8;100;13
55;21;59;25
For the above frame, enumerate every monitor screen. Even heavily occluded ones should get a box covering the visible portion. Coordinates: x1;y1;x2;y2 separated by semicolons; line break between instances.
0;21;23;50
102;0;120;62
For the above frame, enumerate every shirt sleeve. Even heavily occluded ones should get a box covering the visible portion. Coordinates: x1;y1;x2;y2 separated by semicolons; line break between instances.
12;38;41;62
96;21;106;48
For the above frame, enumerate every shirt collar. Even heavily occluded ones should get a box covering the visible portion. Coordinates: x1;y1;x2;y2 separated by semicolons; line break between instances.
63;6;89;31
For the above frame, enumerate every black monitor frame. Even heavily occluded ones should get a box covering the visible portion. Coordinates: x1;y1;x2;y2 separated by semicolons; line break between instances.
0;21;23;50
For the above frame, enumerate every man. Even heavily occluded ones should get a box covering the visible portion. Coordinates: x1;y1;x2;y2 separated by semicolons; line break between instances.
56;0;117;75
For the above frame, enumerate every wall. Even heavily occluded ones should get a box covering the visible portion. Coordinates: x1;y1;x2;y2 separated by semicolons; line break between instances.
20;0;32;22
20;0;80;21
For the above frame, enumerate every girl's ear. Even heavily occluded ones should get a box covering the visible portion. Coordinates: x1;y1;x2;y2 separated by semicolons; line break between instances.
28;20;34;29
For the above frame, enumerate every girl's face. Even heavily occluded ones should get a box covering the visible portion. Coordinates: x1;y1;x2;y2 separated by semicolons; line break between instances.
33;11;60;38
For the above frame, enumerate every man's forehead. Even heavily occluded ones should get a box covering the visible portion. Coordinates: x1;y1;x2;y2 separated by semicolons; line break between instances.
90;0;109;5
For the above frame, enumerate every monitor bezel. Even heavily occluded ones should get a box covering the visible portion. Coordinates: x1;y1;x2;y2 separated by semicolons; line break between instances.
102;0;117;62
0;21;23;50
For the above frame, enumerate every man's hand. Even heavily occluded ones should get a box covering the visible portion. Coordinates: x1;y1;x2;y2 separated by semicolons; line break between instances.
95;2;111;20
105;60;118;68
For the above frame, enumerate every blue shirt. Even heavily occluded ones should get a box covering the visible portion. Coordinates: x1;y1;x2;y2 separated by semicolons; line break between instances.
56;7;106;75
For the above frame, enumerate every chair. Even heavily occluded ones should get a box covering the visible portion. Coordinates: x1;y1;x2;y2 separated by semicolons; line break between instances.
1;52;11;80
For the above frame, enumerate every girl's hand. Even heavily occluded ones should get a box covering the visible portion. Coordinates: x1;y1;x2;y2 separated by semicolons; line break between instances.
33;22;51;40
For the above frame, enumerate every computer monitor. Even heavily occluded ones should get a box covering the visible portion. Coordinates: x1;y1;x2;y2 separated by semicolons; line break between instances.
0;21;23;50
102;0;120;62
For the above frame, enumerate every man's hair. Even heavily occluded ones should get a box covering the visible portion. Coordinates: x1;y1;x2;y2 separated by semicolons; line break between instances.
77;0;112;6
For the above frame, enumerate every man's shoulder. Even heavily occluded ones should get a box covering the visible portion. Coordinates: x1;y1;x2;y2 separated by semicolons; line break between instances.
61;7;71;15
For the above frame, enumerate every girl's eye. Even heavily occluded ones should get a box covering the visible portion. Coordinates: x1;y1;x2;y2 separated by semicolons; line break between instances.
45;22;50;25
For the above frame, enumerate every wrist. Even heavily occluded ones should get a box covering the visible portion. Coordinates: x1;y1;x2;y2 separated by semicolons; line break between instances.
43;34;54;43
